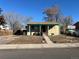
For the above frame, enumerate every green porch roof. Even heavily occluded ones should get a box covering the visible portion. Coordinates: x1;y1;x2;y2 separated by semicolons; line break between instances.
27;22;59;25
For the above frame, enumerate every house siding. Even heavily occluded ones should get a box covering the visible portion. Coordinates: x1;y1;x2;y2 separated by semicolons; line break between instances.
48;25;60;35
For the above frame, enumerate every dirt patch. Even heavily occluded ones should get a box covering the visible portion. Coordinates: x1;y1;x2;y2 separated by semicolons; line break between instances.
7;36;46;44
49;35;79;43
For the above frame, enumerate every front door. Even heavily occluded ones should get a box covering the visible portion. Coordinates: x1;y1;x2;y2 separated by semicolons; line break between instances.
41;25;48;33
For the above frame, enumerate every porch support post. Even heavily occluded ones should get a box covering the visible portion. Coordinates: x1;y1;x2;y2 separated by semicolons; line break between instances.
47;25;49;35
39;25;41;35
29;25;31;35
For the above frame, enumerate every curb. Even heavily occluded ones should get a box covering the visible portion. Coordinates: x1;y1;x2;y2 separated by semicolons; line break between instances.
0;43;79;49
0;44;49;49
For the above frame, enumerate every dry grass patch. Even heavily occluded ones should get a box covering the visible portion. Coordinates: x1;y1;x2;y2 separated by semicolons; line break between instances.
49;35;79;43
0;30;13;36
7;36;46;44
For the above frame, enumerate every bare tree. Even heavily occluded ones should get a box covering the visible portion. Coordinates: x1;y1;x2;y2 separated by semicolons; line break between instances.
63;16;73;33
0;8;6;25
0;16;6;25
3;12;32;34
43;5;73;24
12;20;22;34
64;16;73;25
3;12;22;33
43;5;64;23
21;16;32;26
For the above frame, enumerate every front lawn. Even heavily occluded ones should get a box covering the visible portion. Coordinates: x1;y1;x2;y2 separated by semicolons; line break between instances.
7;36;46;44
49;35;79;43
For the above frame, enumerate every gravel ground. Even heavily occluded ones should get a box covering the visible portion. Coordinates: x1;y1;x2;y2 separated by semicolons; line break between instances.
49;35;79;43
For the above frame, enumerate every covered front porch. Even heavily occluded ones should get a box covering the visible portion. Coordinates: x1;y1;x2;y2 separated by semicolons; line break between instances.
27;22;60;36
27;24;51;36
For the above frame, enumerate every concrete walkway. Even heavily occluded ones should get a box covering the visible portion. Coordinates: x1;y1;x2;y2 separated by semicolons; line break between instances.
43;34;53;45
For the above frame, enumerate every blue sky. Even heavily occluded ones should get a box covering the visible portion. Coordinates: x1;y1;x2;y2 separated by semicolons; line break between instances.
0;0;79;23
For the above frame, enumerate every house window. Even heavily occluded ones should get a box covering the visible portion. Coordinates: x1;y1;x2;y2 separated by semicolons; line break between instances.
31;25;39;32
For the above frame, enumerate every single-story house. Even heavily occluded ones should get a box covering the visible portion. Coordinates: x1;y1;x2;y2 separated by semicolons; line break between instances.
27;22;60;36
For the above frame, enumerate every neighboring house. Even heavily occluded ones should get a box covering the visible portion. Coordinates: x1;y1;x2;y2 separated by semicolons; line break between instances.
67;25;75;30
27;22;60;36
0;24;11;30
74;22;79;30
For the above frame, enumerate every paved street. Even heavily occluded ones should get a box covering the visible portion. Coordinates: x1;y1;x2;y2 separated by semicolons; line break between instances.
0;48;79;59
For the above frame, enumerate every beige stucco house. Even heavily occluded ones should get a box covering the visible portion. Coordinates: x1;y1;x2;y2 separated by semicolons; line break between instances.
27;22;60;36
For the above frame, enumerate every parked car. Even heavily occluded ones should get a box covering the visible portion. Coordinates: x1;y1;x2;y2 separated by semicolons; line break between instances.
73;30;79;37
65;29;75;36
